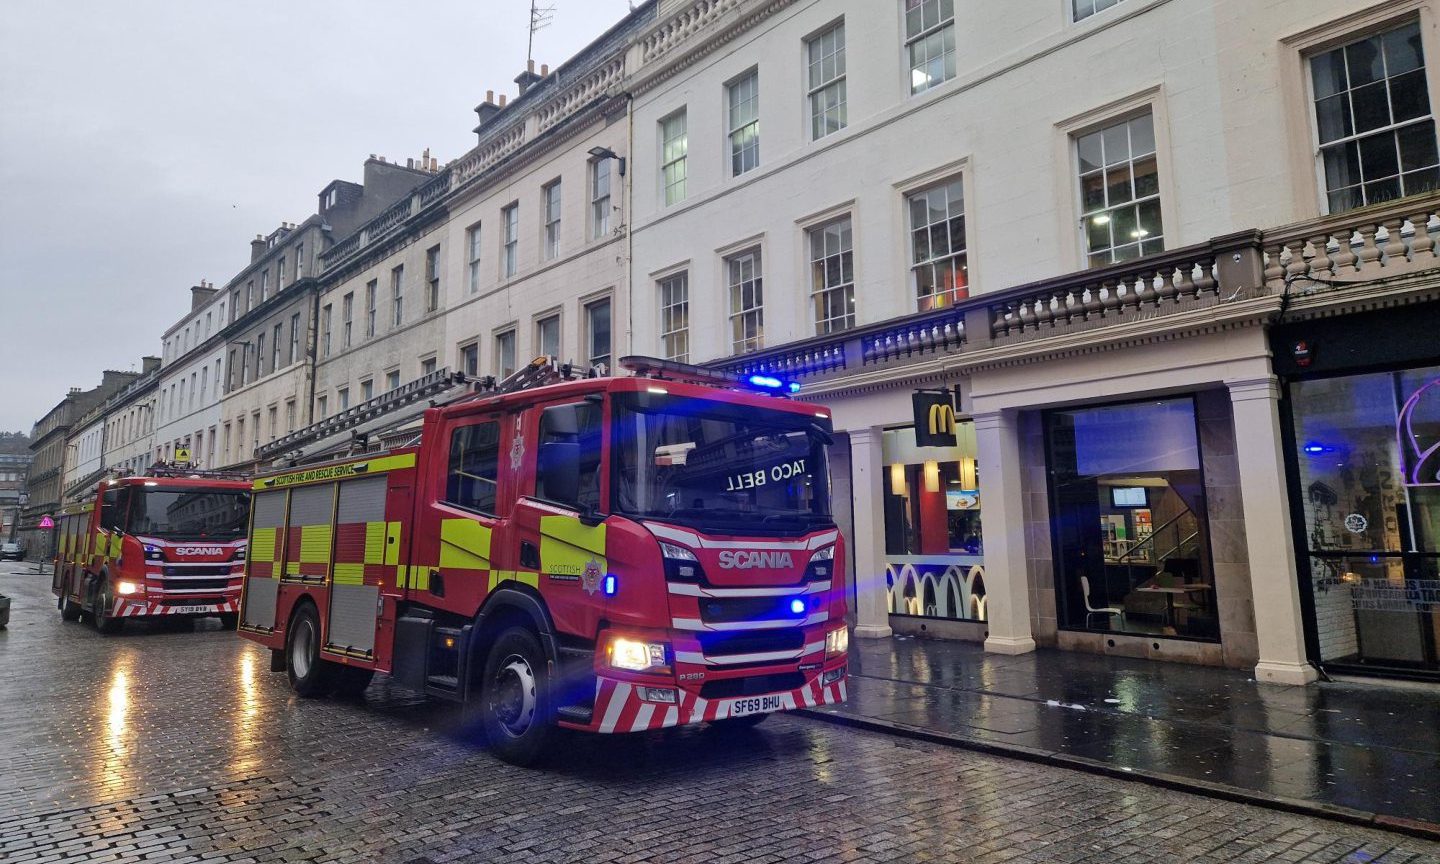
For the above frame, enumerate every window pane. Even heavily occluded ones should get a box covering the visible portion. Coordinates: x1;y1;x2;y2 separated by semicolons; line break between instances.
1398;121;1439;171
1081;172;1106;212
1323;140;1362;189
1314;94;1353;145
1311;48;1348;100
1382;23;1424;76
1102;122;1129;165
1132;154;1159;198
1105;164;1134;205
1077;131;1103;173
1129;114;1156;155
1346;36;1384;88
1358;130;1401;179
1391;70;1431;124
1351;81;1391;133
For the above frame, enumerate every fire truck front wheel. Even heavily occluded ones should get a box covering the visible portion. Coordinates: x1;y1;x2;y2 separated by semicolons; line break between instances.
286;603;335;697
93;580;124;635
480;627;554;766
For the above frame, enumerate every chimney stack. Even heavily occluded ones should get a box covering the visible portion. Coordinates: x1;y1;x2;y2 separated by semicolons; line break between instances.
541;63;550;76
514;58;543;95
251;234;267;262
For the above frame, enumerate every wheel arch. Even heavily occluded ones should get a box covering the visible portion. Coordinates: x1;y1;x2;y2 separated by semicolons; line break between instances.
468;584;561;694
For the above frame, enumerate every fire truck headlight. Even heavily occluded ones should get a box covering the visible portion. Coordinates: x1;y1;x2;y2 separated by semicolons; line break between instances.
143;545;164;561
607;634;670;673
660;542;697;562
825;626;849;660
116;580;142;596
231;547;246;562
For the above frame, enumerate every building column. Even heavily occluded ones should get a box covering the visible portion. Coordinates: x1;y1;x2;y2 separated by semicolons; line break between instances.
974;410;1036;655
1228;377;1318;685
847;427;892;639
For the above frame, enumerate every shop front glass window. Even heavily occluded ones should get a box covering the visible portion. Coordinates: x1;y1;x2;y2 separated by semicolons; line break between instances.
1290;366;1440;671
881;422;985;621
1046;398;1220;640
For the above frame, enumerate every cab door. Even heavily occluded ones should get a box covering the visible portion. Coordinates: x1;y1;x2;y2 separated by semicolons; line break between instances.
510;398;608;637
421;412;510;618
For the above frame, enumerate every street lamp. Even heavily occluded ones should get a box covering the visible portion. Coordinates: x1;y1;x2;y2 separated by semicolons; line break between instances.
588;146;627;177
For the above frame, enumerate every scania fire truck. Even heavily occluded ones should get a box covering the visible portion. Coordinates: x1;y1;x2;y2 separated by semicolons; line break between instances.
238;357;849;764
53;472;251;633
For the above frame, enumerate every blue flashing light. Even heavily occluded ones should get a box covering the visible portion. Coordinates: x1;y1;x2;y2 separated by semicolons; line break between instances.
788;382;802;393
603;574;618;596
1302;442;1335;455
789;598;806;615
748;374;783;389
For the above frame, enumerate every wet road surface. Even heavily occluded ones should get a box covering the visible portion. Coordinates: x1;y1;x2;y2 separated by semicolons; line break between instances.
818;636;1440;826
3;563;1438;863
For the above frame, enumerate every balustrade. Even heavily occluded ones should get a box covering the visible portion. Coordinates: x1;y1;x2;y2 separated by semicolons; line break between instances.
1262;202;1439;289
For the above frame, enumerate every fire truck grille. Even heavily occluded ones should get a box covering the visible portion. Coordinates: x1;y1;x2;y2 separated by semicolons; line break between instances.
696;628;804;657
163;564;234;578
698;596;806;624
700;672;804;700
162;579;231;592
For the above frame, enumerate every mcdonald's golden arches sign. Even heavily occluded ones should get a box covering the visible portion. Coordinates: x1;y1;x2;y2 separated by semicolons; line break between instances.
912;389;958;447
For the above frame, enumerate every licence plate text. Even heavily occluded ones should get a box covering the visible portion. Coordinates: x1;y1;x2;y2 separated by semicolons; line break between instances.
727;694;784;717
169;605;214;614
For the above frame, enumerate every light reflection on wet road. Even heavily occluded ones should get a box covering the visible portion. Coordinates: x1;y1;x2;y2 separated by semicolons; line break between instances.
2;564;1437;863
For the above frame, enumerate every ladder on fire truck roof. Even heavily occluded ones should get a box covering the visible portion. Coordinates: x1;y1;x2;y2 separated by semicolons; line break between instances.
259;357;595;468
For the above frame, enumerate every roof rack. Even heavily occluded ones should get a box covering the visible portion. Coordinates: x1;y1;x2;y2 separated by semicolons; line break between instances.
264;357;603;469
140;464;252;482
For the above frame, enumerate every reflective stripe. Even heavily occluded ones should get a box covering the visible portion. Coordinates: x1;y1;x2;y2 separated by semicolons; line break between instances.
439;519;492;569
671;611;828;631
254;452;417;490
667;581;830;598
630;703;655;732
598;683;631;733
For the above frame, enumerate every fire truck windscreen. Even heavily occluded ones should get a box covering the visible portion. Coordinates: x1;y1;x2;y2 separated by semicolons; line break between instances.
126;488;251;540
612;393;832;533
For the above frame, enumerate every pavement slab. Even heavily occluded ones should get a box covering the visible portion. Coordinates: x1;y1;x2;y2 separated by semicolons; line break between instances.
3;564;1439;862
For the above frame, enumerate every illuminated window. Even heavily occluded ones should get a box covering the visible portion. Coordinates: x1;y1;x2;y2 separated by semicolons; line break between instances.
808;217;855;335
727;70;760;176
1076;112;1164;266
904;0;955;95
907;178;968;310
726;249;764;354
659;272;689;362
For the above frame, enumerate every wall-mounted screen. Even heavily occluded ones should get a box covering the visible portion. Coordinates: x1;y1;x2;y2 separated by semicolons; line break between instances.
1110;486;1149;508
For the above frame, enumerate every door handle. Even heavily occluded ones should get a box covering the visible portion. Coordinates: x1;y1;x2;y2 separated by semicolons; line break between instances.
520;541;540;570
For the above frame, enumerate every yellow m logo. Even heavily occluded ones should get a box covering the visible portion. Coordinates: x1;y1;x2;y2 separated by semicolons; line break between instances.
928;403;957;436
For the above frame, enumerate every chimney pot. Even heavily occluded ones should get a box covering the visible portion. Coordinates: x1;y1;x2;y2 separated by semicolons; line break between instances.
527;59;535;74
487;89;494;102
499;94;507;107
541;63;549;76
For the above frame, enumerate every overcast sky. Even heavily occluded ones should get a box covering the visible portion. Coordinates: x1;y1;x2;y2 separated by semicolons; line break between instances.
0;0;637;434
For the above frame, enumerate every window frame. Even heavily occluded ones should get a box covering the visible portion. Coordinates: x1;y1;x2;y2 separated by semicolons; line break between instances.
391;264;404;328
502;203;520;278
584;295;613;372
535;311;562;360
542;180;563;261
341;292;353;349
590;158;612;240
425;245;441;313
466;222;482;294
904;174;971;311
903;0;957;96
658;270;690;362
806;20;848;141
444;418;504;517
807;215;857;335
1305;18;1437;213
726;69;761;177
495;327;518;379
660;109;689;206
725;247;765;354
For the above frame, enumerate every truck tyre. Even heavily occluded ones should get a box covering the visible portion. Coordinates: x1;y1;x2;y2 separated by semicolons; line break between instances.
93;581;124;635
286;604;335;697
218;612;239;630
58;592;81;622
333;666;375;700
480;626;554;766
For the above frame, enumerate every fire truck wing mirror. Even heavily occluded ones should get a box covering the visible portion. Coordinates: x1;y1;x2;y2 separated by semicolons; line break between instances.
809;422;834;446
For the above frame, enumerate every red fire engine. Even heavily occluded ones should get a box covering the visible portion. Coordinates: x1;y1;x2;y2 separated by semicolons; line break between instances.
238;357;849;764
52;471;252;633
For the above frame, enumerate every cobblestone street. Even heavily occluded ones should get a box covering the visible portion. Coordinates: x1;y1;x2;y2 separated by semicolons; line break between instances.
3;564;1438;864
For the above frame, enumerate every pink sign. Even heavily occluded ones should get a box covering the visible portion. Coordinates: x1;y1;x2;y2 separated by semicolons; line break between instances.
1399;378;1440;487
38;516;54;529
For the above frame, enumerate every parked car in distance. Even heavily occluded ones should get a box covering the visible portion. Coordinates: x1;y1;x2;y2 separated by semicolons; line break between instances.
0;542;24;560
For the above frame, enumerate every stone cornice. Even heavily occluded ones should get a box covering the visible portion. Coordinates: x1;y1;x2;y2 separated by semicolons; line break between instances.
627;0;800;97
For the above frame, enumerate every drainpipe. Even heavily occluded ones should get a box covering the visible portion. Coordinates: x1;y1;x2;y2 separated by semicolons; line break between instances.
623;91;635;361
305;283;319;427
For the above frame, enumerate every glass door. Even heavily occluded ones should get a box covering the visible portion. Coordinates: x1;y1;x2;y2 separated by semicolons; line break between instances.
1290;366;1440;675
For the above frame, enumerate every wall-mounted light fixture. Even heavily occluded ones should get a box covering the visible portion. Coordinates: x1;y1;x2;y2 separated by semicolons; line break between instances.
588;145;627;177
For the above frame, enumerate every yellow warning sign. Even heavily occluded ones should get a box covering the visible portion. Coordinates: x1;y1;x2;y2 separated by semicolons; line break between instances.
174;447;192;464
